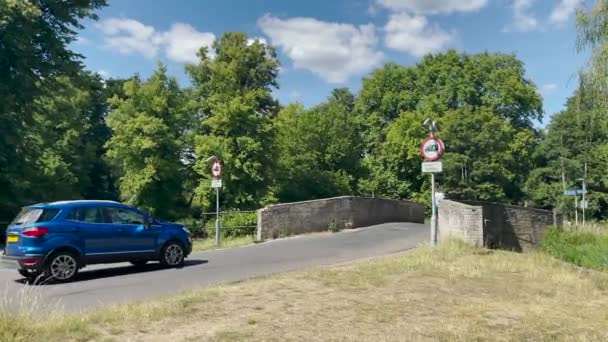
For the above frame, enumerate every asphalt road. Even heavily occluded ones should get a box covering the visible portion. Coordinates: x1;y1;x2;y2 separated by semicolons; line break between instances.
0;222;428;312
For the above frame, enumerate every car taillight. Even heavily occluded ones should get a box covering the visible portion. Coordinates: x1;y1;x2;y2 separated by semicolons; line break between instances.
22;227;48;238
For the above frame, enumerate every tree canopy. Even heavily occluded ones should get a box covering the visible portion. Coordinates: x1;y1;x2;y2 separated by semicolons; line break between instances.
4;0;608;225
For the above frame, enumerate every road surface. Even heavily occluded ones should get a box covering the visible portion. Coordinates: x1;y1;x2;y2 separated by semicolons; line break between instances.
0;222;428;311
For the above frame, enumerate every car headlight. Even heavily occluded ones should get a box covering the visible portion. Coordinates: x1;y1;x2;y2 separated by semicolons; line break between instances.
182;226;191;235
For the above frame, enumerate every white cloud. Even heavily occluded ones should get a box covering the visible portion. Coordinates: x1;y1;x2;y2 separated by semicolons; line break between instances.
503;0;539;32
161;23;215;64
247;37;268;46
97;18;162;58
97;69;109;78
384;12;454;56
258;15;383;83
97;18;214;64
542;83;558;94
377;0;488;14
75;36;91;45
550;0;583;24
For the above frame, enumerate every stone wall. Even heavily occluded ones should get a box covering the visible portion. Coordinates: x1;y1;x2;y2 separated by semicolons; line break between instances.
438;200;562;251
438;200;484;246
257;196;425;241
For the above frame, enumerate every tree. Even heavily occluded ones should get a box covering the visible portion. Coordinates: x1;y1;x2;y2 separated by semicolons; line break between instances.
577;0;608;108
0;0;107;217
440;107;537;202
186;33;280;210
105;64;188;219
274;89;365;202
358;51;543;204
526;91;608;218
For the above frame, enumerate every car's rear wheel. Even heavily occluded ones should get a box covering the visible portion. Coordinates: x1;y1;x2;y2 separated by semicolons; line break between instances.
130;260;148;267
160;241;185;267
45;251;79;282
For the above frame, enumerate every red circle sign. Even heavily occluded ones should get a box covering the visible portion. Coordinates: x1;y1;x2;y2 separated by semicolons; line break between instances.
421;137;444;161
211;160;222;178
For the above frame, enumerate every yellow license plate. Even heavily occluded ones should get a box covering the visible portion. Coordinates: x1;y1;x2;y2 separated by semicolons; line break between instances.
7;236;18;243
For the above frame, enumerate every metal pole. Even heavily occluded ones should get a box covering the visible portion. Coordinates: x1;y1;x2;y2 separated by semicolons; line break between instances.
574;194;578;227
215;187;220;245
582;179;586;227
431;172;437;246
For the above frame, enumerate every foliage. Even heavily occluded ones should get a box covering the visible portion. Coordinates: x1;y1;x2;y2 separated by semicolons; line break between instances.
526;90;608;218
6;0;608;223
205;211;257;238
358;51;542;204
577;0;608;108
0;0;108;218
186;33;280;211
105;64;189;219
274;89;365;202
541;227;608;270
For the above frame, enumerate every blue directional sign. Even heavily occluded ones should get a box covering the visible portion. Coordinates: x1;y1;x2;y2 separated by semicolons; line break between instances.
564;189;587;196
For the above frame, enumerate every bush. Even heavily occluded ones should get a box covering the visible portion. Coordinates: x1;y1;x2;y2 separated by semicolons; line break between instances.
177;212;257;239
205;211;257;239
541;228;608;270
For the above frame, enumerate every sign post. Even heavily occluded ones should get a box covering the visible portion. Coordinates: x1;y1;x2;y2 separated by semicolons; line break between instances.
564;187;587;226
421;119;444;247
211;159;222;245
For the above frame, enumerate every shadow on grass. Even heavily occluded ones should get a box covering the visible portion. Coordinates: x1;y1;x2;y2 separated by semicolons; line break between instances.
16;259;208;286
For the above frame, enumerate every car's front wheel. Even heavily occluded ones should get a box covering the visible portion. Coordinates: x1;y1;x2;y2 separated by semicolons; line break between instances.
45;251;79;282
160;241;185;267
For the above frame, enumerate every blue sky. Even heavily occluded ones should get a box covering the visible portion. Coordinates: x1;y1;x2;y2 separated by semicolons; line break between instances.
72;0;590;126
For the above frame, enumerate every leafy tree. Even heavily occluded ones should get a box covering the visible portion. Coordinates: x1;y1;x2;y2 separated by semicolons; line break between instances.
0;0;107;216
186;33;280;210
105;64;188;219
526;91;608;218
440;107;537;202
577;0;608;108
358;51;542;204
355;51;542;155
274;89;365;202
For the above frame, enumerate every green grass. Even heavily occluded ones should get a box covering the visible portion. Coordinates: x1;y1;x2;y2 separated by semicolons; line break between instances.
192;235;255;252
541;227;608;270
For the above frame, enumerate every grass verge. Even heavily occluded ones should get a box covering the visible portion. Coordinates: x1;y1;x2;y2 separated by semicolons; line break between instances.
542;227;608;271
191;235;255;252
4;240;608;341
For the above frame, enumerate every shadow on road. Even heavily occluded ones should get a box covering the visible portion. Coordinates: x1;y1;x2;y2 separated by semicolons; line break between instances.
16;259;208;286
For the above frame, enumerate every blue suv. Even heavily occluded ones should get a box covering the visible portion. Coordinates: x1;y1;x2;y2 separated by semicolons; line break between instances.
2;200;192;282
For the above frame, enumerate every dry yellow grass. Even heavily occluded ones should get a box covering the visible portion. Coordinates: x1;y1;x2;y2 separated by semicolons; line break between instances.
3;240;608;341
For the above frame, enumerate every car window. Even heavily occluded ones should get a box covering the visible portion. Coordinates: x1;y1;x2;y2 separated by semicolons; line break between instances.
10;208;60;225
106;208;144;225
67;207;104;223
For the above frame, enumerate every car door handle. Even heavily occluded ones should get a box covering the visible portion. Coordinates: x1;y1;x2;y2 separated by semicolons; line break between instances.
116;228;125;232
71;227;80;232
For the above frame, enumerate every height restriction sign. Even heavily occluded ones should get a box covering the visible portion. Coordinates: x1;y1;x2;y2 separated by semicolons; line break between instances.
211;160;222;178
420;137;444;161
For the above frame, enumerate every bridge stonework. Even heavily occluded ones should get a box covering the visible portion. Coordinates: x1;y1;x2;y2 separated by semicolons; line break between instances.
438;200;562;252
257;196;425;241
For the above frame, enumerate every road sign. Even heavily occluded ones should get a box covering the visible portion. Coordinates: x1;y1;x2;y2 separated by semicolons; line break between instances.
421;136;444;161
580;200;589;209
564;189;587;196
211;179;222;188
422;161;443;173
211;160;222;178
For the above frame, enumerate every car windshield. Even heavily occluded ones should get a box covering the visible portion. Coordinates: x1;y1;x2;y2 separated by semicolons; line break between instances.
9;208;60;226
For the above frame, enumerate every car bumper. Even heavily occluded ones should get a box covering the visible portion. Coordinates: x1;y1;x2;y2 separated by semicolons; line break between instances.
1;254;44;272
